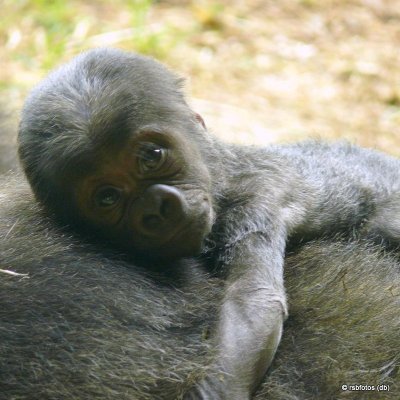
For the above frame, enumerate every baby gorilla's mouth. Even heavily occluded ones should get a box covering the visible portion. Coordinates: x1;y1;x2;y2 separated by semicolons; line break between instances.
134;212;212;260
127;192;214;260
157;222;208;259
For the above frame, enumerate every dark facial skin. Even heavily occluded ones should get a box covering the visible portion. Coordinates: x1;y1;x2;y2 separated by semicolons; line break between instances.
73;129;214;259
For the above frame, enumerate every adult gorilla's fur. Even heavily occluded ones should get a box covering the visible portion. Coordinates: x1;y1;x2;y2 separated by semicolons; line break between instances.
0;175;398;399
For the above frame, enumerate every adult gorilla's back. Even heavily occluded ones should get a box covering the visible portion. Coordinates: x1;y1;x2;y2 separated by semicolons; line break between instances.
0;175;219;399
0;175;399;399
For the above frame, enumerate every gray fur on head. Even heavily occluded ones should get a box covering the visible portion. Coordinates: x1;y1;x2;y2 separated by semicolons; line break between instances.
18;48;189;218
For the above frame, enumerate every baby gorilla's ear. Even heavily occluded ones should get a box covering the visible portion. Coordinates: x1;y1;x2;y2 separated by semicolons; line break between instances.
194;113;206;130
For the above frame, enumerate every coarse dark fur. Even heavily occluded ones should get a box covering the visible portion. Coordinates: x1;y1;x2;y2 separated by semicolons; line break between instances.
17;48;400;398
0;175;398;399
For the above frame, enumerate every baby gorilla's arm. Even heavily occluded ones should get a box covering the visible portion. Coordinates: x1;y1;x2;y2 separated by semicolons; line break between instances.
185;232;287;400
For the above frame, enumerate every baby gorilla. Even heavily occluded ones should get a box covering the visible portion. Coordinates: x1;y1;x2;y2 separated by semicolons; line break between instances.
18;48;400;399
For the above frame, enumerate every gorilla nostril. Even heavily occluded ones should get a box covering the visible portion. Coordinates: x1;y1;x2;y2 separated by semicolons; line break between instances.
142;198;179;233
135;184;187;236
142;215;162;231
160;201;168;218
160;198;175;219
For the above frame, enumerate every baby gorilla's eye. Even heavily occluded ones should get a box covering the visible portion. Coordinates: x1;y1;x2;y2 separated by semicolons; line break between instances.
137;142;168;173
94;186;122;208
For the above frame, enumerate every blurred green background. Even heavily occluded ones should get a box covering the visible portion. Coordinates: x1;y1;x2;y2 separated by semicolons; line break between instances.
1;0;400;153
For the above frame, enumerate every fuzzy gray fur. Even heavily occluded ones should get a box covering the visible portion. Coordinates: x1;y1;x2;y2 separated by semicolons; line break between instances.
0;176;398;399
15;49;400;398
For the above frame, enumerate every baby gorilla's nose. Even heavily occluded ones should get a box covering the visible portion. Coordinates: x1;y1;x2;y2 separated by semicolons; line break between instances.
136;184;186;237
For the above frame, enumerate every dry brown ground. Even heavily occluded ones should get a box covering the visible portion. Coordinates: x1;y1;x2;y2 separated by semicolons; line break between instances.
1;0;400;153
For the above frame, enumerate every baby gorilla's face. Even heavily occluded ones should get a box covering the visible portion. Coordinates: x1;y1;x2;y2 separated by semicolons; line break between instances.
18;48;216;261
72;129;214;260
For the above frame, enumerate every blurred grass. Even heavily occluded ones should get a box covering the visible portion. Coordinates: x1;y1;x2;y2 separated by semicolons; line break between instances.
1;0;182;89
1;0;400;153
